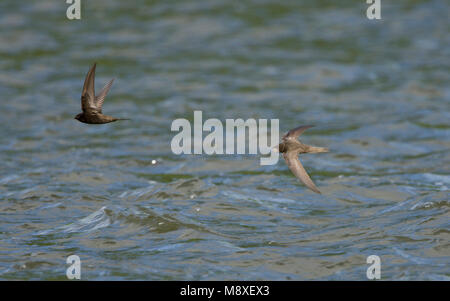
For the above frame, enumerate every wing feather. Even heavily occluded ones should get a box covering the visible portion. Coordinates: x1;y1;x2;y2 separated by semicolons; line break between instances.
282;125;314;141
81;63;97;113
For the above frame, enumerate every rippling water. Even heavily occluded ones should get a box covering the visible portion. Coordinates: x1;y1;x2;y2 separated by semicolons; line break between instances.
0;0;449;280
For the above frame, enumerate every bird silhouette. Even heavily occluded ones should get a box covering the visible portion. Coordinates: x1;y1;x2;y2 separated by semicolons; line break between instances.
274;125;328;194
75;63;128;124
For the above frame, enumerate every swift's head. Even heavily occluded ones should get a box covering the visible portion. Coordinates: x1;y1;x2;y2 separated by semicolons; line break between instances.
273;143;287;154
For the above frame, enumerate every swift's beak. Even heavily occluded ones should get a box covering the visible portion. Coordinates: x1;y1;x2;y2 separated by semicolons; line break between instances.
272;147;279;153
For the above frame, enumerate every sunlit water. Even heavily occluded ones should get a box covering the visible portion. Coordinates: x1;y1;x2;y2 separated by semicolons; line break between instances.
0;0;449;280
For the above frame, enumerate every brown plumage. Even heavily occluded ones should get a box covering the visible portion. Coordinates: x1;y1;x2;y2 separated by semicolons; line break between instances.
75;63;128;124
275;125;328;194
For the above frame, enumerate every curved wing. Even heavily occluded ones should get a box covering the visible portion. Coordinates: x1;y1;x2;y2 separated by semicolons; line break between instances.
81;63;98;113
95;78;114;113
282;125;314;141
283;151;321;194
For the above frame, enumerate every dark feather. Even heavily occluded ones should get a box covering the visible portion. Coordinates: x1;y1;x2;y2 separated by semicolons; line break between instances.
81;63;97;113
283;152;321;194
282;125;314;141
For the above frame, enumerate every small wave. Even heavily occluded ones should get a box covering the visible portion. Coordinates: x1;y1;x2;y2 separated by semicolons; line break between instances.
410;200;449;210
427;274;450;281
379;193;449;214
222;189;295;204
38;202;62;210
423;173;450;185
393;247;447;267
0;174;19;185
119;183;157;199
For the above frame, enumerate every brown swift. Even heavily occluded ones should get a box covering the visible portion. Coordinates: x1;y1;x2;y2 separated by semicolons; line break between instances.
274;125;328;194
75;63;128;124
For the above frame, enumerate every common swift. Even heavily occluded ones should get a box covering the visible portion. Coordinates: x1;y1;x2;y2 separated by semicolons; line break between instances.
75;63;128;124
274;125;328;194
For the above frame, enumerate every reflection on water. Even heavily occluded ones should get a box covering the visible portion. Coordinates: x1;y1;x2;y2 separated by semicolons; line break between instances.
0;0;449;280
